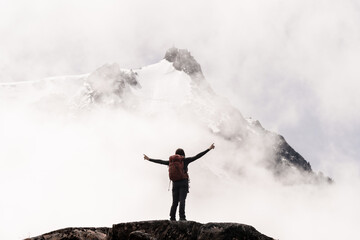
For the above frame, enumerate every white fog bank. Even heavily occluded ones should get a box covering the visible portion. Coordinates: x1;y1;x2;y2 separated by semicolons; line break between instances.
1;85;359;240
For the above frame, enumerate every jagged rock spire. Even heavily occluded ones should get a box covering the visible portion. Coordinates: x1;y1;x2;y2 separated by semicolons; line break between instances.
164;47;204;79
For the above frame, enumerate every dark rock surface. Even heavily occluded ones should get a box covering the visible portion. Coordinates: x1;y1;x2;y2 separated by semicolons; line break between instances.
164;47;204;80
26;220;274;240
273;134;333;183
26;227;109;240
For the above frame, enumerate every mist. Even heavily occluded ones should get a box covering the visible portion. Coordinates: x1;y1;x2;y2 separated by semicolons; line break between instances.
1;97;359;240
1;0;360;239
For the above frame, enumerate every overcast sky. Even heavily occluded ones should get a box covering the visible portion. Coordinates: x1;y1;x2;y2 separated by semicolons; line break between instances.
1;0;360;238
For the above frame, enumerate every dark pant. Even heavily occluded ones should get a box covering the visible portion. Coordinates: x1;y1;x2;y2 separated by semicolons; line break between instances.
170;180;188;220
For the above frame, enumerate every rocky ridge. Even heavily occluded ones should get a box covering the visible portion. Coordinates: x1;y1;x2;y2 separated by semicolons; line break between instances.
26;220;274;240
165;48;331;183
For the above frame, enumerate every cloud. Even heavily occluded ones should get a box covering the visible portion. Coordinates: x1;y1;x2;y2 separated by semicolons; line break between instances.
1;0;360;239
0;99;358;240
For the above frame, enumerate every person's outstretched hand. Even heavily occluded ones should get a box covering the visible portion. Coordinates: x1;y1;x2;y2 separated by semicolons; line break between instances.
143;154;150;160
209;143;215;150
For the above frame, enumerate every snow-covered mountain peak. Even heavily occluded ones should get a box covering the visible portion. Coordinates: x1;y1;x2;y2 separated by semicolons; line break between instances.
0;49;332;184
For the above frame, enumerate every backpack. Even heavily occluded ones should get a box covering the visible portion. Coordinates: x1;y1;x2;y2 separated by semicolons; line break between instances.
168;154;188;181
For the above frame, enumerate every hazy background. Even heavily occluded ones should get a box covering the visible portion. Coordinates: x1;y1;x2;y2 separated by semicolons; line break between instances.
1;0;360;239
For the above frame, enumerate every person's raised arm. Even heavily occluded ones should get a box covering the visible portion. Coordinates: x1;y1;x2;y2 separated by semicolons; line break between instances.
185;143;215;164
144;154;169;165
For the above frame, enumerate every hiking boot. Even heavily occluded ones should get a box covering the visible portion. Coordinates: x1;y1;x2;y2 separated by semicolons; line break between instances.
179;218;187;221
170;218;176;221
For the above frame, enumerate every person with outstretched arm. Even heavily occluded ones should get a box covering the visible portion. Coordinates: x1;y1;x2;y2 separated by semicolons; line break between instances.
144;143;215;221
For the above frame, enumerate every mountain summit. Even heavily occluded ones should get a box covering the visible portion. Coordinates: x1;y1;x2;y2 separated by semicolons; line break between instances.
164;47;204;79
0;47;332;184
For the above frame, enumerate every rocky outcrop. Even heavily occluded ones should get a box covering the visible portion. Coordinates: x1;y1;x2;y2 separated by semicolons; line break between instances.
164;47;204;80
25;227;109;240
26;220;274;240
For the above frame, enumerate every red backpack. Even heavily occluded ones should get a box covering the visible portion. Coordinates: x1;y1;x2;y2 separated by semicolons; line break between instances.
169;154;188;181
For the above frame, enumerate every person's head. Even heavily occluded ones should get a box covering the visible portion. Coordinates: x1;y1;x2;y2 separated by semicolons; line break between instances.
175;148;185;157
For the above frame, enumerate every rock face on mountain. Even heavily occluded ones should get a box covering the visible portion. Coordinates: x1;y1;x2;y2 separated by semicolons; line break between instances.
26;220;274;240
246;117;332;184
164;47;204;80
